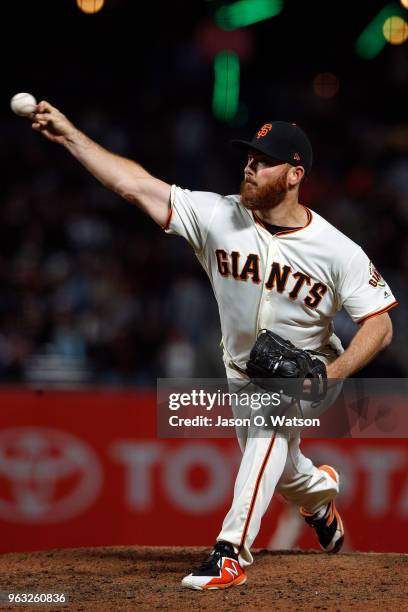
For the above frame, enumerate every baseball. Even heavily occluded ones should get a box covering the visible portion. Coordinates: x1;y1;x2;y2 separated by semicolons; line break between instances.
10;92;37;117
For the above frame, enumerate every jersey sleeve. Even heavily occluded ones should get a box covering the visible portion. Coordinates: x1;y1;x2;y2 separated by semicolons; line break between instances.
163;185;221;252
338;247;398;323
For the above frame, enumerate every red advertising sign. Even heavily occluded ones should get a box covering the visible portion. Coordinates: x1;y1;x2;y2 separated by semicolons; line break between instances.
0;389;406;553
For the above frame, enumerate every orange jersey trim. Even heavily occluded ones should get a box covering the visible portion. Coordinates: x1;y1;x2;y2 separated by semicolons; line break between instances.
253;205;313;237
357;300;398;325
238;433;276;553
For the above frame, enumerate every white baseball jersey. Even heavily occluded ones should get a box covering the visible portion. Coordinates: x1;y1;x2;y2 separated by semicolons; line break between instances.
164;184;397;567
165;185;397;370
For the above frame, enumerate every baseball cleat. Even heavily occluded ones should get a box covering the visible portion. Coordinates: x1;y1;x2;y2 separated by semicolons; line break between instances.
181;541;247;590
300;465;344;553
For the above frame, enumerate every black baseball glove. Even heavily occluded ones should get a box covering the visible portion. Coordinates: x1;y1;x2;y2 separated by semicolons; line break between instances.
246;329;327;401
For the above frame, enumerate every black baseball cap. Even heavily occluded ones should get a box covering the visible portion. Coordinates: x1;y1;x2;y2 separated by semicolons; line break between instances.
231;121;313;175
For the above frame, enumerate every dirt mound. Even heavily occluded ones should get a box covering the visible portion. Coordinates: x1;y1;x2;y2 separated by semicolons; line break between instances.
0;546;407;611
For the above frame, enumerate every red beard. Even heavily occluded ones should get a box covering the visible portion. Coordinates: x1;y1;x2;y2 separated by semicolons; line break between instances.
240;168;289;211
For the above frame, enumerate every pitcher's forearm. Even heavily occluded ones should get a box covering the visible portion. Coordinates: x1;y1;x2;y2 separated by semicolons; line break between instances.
326;313;392;379
64;128;150;196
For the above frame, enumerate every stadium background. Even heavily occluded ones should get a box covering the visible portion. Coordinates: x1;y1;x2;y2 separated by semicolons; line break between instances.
0;0;407;554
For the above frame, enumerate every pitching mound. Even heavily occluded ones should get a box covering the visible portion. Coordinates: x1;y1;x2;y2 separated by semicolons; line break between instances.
0;547;407;611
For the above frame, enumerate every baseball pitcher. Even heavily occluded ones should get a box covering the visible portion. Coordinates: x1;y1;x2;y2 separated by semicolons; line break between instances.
30;104;397;590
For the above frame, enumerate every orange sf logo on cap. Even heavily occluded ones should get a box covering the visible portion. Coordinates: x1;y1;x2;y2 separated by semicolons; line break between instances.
256;123;272;139
293;152;301;160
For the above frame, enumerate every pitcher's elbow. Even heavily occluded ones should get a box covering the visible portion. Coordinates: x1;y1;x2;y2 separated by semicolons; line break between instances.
116;181;141;204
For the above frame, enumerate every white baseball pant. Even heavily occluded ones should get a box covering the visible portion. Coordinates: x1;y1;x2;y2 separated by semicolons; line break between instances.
217;357;342;568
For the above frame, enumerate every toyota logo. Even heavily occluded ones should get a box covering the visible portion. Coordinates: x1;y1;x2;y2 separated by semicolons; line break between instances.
0;428;103;523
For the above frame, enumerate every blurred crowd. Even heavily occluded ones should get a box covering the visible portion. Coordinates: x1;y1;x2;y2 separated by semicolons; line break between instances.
0;104;406;387
1;2;407;386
